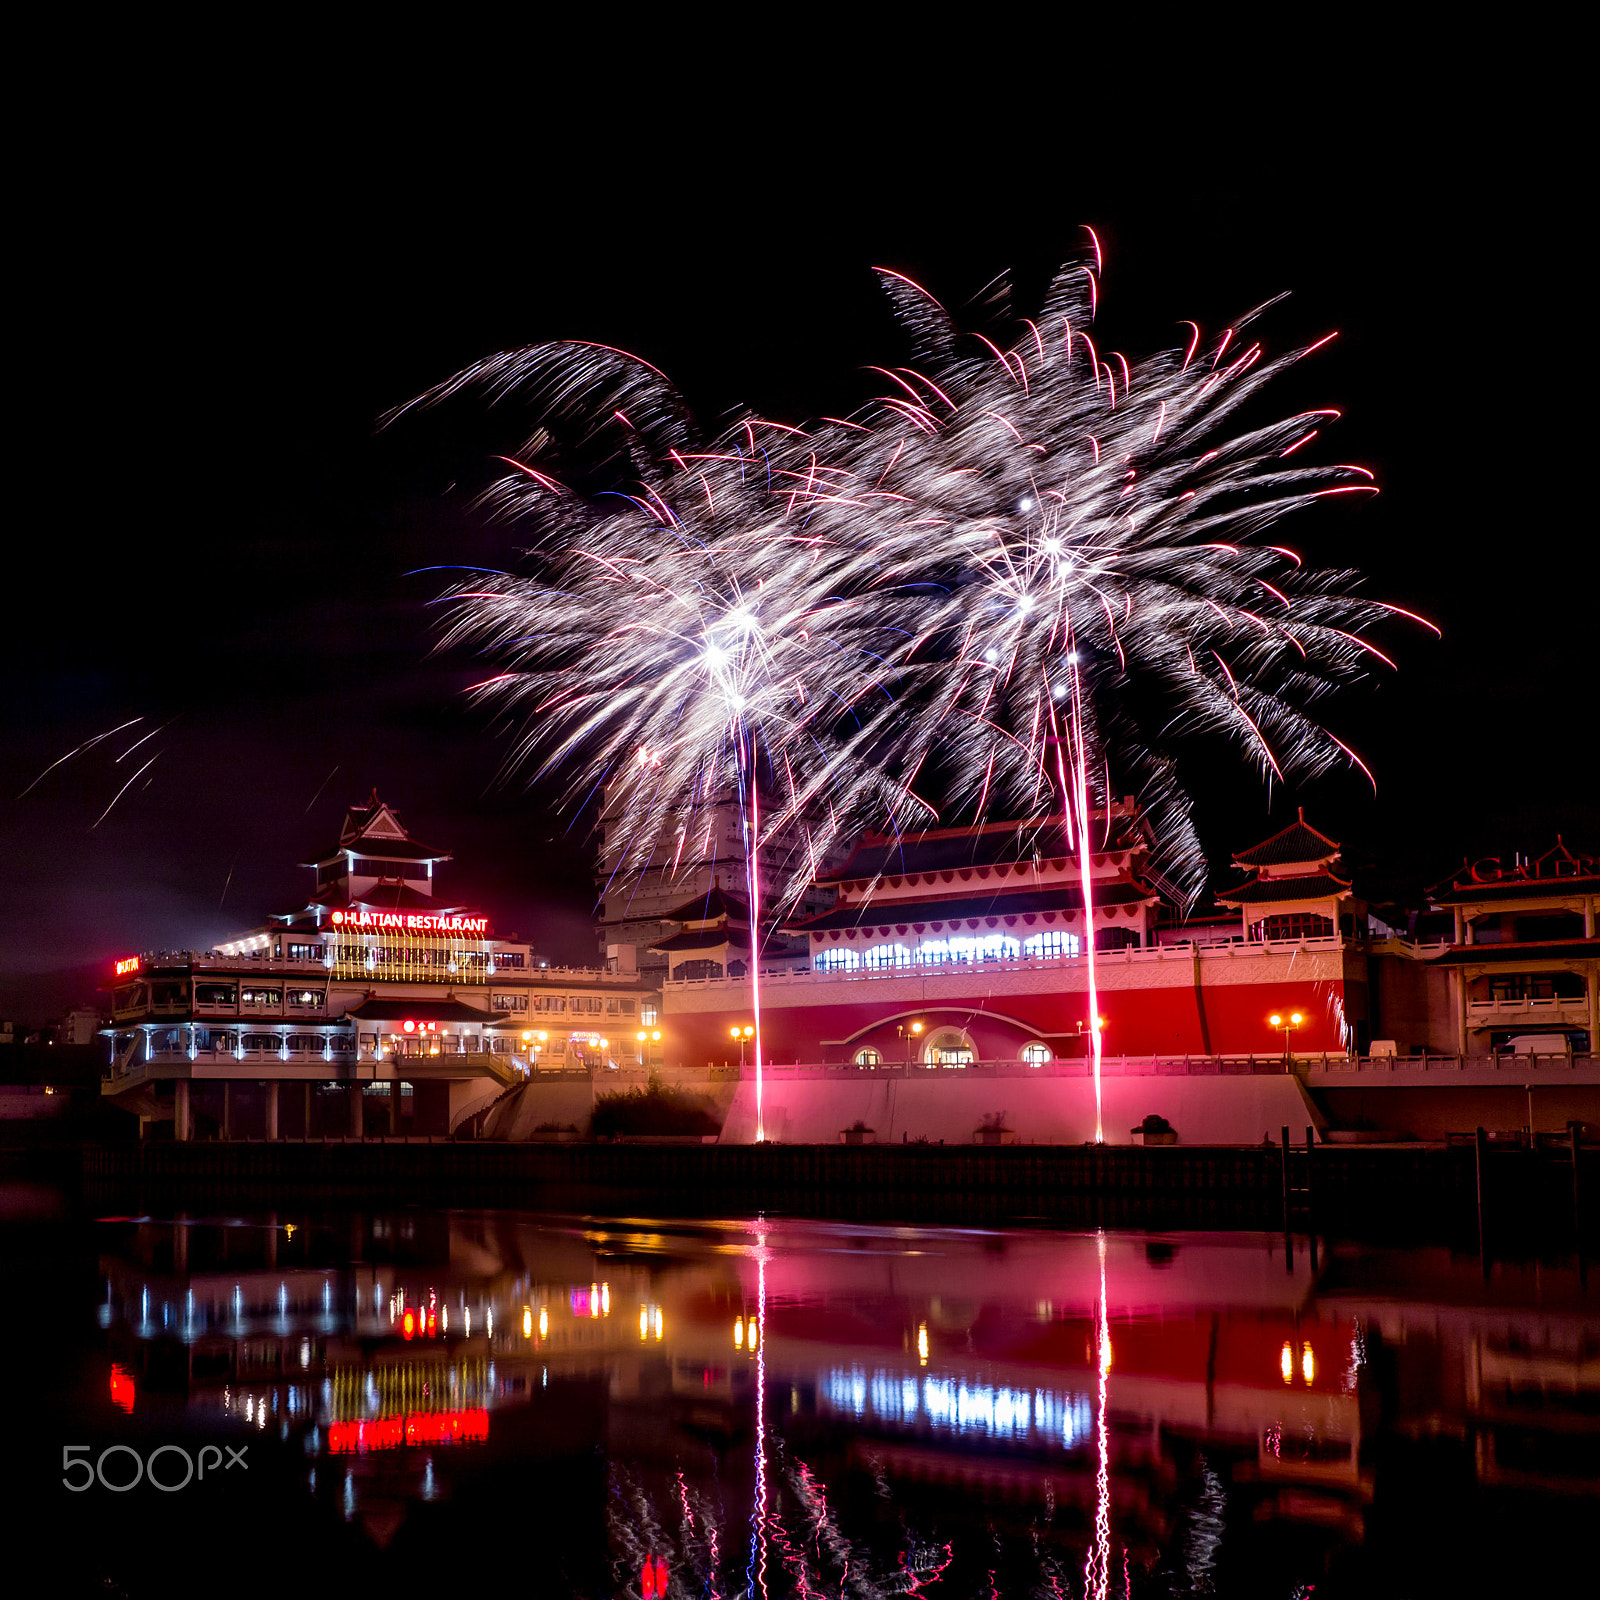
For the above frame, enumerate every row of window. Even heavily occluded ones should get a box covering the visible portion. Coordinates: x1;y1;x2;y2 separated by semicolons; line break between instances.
530;995;634;1014
196;985;326;1008
851;1041;1053;1066
1248;913;1335;942
333;947;494;969
347;857;432;878
813;932;1089;972
150;1029;356;1055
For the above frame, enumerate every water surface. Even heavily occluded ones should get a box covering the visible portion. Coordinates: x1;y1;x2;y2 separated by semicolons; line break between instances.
7;1197;1595;1597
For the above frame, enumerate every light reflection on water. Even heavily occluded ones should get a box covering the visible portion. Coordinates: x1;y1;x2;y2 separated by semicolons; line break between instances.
81;1212;1599;1596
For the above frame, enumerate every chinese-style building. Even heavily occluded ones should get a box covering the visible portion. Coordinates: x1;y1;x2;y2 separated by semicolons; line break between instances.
661;801;1366;1074
102;792;660;1139
649;881;755;982
1213;809;1367;943
1372;840;1600;1058
594;782;843;979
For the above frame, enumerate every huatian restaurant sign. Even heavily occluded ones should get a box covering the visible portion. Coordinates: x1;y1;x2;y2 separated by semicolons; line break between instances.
329;910;491;936
114;956;141;977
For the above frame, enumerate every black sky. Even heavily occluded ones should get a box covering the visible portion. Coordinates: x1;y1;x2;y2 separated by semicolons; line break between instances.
4;52;1592;1020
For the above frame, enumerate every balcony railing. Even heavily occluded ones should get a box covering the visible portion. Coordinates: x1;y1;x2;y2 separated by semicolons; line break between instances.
1467;996;1587;1014
693;1052;1599;1080
664;935;1350;990
132;950;649;985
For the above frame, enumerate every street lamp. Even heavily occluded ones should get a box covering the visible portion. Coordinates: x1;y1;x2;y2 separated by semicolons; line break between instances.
1268;1011;1303;1062
730;1024;754;1066
897;1019;924;1066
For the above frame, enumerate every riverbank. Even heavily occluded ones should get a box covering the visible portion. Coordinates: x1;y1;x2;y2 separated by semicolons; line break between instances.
63;1137;1594;1237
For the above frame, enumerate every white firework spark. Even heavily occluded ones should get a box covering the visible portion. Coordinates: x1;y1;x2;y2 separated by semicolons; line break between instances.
400;240;1431;1137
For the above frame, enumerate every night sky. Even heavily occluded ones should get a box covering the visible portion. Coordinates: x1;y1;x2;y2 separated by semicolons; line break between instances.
5;63;1592;1021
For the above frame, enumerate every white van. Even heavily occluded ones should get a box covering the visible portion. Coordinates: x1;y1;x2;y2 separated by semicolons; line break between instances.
1500;1033;1572;1056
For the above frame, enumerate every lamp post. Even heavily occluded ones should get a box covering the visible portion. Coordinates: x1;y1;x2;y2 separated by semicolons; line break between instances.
730;1024;754;1068
897;1019;924;1067
1269;1011;1303;1064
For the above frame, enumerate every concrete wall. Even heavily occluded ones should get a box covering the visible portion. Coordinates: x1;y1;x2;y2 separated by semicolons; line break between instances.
482;1079;599;1140
1315;1084;1600;1139
717;1073;1322;1146
481;1072;742;1140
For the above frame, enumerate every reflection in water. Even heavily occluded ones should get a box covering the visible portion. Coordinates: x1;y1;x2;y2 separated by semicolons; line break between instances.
77;1213;1599;1594
1087;1230;1112;1600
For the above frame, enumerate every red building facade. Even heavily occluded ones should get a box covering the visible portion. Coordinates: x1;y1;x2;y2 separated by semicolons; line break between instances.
662;805;1364;1070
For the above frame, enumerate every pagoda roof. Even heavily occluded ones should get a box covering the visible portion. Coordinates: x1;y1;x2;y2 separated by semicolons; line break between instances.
304;789;450;865
659;884;751;925
650;927;753;953
789;880;1153;934
826;811;1147;885
344;997;507;1023
1424;938;1600;966
1428;840;1600;904
1215;872;1352;906
1231;809;1340;868
328;885;468;914
304;837;446;866
1429;874;1600;906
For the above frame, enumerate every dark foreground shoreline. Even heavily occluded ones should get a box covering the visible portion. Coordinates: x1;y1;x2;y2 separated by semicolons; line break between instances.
16;1137;1581;1238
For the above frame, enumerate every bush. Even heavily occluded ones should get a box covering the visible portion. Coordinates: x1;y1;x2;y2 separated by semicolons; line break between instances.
533;1121;578;1133
1138;1114;1173;1135
591;1084;722;1138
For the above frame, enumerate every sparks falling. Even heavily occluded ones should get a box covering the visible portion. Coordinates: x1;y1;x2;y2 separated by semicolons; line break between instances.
400;239;1429;1137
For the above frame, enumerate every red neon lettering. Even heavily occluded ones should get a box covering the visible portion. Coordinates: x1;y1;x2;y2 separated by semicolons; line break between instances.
330;910;490;935
114;956;140;977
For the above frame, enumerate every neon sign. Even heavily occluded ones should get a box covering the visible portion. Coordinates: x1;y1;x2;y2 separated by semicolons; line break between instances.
114;956;140;977
330;910;490;935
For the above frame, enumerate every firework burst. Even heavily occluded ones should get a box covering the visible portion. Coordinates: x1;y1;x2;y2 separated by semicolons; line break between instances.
400;240;1430;1139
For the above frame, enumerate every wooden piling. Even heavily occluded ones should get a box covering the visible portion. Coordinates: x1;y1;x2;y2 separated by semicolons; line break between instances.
1475;1126;1489;1277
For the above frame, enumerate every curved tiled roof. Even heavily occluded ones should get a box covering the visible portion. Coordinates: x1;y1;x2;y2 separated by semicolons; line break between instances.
1215;873;1351;906
649;927;752;952
1429;874;1600;905
1232;809;1339;868
825;813;1147;884
789;881;1153;933
658;884;750;924
344;997;507;1023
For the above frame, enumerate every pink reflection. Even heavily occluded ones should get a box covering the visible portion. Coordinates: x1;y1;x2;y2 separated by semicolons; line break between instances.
751;1229;769;1600
1085;1232;1112;1600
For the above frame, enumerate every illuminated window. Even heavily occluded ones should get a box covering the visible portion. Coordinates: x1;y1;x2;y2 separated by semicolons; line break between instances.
1023;931;1079;959
863;944;912;969
672;960;724;981
1250;913;1334;942
854;1048;882;1066
917;934;1020;965
814;947;861;971
1021;1042;1051;1064
924;1029;974;1065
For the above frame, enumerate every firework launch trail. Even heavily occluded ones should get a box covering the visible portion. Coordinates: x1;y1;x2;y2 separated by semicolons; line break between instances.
400;236;1430;1138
